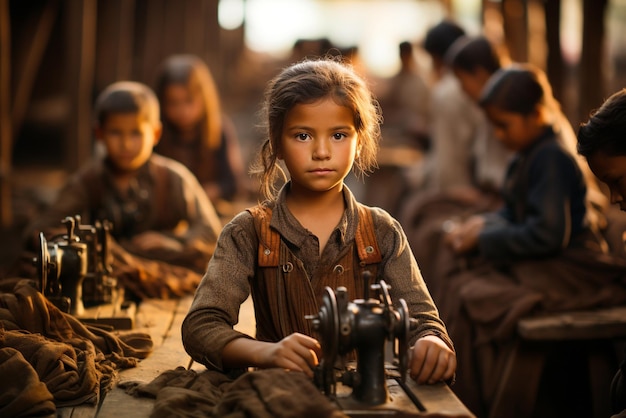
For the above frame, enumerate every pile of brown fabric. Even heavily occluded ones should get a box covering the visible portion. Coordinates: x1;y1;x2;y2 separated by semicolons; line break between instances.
0;280;153;416
109;238;204;300
119;367;349;418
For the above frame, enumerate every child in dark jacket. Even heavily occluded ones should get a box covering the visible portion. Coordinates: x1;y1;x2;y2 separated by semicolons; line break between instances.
440;65;626;417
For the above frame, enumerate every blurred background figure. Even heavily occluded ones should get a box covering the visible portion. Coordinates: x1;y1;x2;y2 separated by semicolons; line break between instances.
357;41;429;218
399;19;500;291
153;54;248;219
444;35;514;191
377;41;431;151
446;34;607;218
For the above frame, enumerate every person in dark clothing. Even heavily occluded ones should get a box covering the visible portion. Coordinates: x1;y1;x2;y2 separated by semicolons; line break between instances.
439;64;626;417
445;64;588;259
445;35;607;215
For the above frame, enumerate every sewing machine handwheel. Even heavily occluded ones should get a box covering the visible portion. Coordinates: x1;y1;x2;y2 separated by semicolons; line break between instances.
396;298;410;382
317;286;340;395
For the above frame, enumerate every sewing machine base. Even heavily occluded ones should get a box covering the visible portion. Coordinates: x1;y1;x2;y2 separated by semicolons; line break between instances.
335;379;422;416
331;364;474;417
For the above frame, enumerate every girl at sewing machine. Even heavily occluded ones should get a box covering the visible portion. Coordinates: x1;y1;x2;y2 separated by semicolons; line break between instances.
182;57;457;384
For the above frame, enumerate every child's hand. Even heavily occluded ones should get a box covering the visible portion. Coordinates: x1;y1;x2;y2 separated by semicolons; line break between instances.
408;335;456;384
257;333;321;378
129;231;184;252
444;215;485;254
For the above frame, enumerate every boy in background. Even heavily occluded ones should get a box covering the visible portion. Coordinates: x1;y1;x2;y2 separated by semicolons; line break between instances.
21;81;222;299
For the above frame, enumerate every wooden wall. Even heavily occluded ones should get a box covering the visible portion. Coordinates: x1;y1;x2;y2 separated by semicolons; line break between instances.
0;0;616;228
0;0;246;228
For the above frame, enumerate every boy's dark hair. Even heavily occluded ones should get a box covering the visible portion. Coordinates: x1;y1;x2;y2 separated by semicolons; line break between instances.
423;20;466;59
578;88;626;157
446;36;502;75
94;81;160;127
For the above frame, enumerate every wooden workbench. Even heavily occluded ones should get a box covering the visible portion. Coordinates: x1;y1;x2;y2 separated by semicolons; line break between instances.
57;295;474;418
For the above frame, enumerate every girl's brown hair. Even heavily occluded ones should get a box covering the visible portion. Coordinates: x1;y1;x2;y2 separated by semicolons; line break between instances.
154;54;222;151
478;63;559;116
578;88;626;157
252;57;382;200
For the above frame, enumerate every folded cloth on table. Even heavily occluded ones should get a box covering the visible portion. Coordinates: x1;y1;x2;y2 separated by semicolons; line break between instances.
120;366;349;418
0;280;153;408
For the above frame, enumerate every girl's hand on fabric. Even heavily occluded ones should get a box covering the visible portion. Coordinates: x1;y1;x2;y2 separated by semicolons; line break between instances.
257;333;321;378
408;335;456;384
444;215;484;254
129;231;184;252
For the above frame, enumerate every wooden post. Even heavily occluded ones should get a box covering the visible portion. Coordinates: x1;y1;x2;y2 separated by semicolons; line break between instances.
0;0;11;228
501;0;528;63
12;0;59;136
136;0;166;83
65;0;97;172
95;0;135;93
544;0;563;103
578;0;608;122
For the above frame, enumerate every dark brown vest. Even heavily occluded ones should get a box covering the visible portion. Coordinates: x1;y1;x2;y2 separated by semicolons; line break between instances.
247;204;381;342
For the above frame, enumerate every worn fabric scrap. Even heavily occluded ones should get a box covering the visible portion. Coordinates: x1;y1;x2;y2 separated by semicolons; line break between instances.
0;280;153;409
120;366;349;418
0;347;56;418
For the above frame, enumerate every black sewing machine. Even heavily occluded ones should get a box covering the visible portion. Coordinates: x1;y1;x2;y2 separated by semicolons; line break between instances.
34;215;134;329
308;276;474;417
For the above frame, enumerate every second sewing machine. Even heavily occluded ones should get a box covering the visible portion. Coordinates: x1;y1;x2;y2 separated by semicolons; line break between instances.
34;214;134;329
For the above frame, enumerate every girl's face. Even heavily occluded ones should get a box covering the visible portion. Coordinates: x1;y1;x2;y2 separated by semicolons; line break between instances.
162;84;205;134
484;105;543;151
279;97;359;196
96;112;161;172
587;151;626;211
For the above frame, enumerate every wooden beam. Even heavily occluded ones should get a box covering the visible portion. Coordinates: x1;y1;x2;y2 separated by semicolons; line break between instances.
65;0;97;172
95;0;135;93
137;0;166;83
578;0;608;123
501;0;529;63
0;0;11;228
544;0;564;103
11;0;59;137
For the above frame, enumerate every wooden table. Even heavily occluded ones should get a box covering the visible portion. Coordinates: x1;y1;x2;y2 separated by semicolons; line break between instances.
57;295;474;418
57;296;199;417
